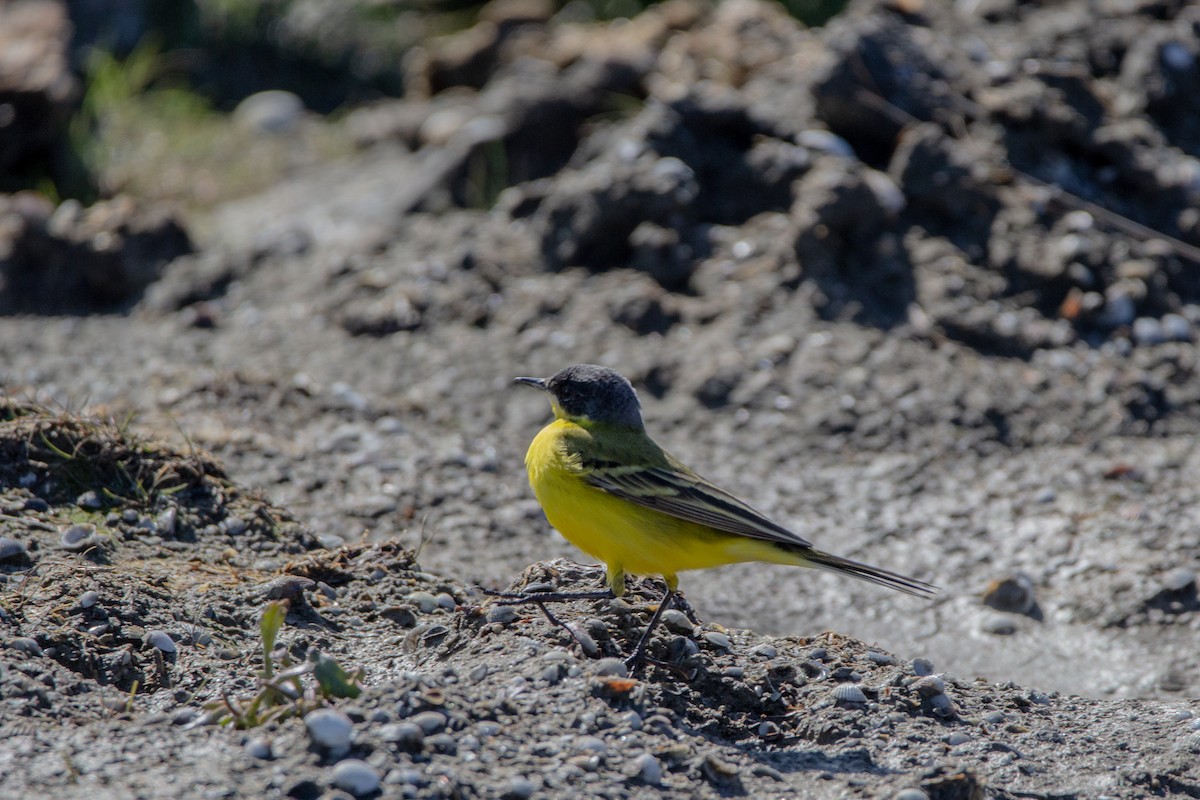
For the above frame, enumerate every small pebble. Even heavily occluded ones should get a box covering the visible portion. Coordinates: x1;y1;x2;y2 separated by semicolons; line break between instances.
244;737;272;759
912;675;946;697
506;777;535;799
1132;317;1166;346
1162;313;1193;342
750;643;778;659
0;537;26;560
316;581;338;600
79;590;100;608
486;605;519;624
866;651;897;665
331;759;381;797
305;708;354;751
984;710;1007;724
1161;568;1196;593
631;752;662;785
592;658;628;678
912;658;934;676
702;631;732;651
409;710;447;734
567;623;599;657
1174;709;1194;722
894;790;930;800
929;693;955;717
981;613;1019;635
122;509;139;524
406;591;439;613
9;637;43;656
76;491;102;510
722;666;744;679
222;517;247;535
380;722;425;749
156;507;178;535
436;592;457;610
61;523;98;550
146;630;177;654
661;608;694;635
946;732;971;746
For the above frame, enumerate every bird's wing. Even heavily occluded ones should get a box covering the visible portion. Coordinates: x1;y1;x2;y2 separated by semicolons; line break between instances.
571;435;813;549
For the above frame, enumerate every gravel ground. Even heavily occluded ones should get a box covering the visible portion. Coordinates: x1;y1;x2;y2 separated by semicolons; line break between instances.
3;0;1200;796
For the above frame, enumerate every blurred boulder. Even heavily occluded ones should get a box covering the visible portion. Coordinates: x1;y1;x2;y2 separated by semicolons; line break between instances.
0;194;192;312
0;0;78;182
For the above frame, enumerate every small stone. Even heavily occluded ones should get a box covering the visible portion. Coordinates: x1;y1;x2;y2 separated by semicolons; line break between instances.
893;790;930;800
912;658;934;676
486;605;519;624
631;752;662;785
305;708;354;751
1132;317;1166;345
929;693;956;717
61;523;98;550
76;491;102;510
660;608;694;635
505;777;535;799
0;537;26;560
946;732;971;746
79;590;100;608
316;581;338;600
244;737;272;759
750;643;777;659
222;517;247;535
984;710;1007;724
405;591;439;613
592;658;628;678
435;593;457;610
702;631;732;651
866;651;897;665
380;722;425;749
145;630;177;654
156;507;178;535
567;623;599;657
1161;568;1196;593
409;710;447;734
8;637;43;656
330;759;381;797
1162;313;1193;342
981;613;1019;635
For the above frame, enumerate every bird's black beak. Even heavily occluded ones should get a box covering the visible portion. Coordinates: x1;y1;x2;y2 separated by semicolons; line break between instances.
514;376;547;390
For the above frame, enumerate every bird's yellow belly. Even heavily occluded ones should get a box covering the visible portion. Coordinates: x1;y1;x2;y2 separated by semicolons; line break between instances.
524;422;782;577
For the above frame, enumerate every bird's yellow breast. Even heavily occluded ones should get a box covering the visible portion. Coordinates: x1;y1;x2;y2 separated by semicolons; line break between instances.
524;419;788;578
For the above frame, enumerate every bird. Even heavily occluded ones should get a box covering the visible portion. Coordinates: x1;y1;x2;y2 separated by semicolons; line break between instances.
509;363;936;669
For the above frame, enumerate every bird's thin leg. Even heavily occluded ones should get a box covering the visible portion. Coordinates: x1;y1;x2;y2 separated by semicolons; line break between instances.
480;587;615;604
624;584;677;671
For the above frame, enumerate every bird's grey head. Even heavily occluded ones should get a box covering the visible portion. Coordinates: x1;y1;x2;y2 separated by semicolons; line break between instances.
515;364;644;429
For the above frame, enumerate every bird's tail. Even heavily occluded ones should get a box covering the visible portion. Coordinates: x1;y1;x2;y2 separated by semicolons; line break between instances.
803;548;937;598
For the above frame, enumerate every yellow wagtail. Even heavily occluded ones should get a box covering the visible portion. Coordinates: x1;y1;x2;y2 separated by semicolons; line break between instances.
510;363;936;668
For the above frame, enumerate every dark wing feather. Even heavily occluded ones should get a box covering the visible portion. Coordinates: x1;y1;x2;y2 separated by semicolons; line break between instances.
575;442;814;549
